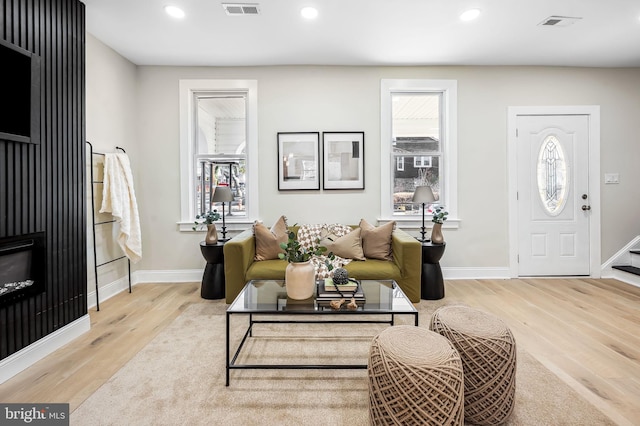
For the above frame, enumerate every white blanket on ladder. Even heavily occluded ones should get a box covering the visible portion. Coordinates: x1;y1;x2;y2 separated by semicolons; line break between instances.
100;153;142;263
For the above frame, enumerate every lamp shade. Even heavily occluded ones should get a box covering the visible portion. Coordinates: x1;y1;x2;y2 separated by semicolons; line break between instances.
212;186;233;202
412;186;436;204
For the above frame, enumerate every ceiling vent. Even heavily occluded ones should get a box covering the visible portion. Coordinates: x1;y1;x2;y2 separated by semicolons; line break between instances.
222;3;260;16
538;15;582;27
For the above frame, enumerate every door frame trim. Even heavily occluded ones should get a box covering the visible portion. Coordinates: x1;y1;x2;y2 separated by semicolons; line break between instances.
507;106;601;278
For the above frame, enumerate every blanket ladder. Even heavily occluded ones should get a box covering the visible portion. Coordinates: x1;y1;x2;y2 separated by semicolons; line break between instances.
86;141;132;311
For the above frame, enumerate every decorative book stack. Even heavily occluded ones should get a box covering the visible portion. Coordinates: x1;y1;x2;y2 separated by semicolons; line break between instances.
316;278;365;303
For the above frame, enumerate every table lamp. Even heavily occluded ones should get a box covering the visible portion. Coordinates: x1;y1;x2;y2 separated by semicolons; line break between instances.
412;186;436;242
212;186;233;241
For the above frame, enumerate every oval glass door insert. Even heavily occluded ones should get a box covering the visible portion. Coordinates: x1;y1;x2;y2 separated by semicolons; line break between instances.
537;135;568;216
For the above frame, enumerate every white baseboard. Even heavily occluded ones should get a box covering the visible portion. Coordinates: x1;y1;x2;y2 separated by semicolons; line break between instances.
88;275;132;309
110;264;623;291
0;315;90;384
88;270;202;309
133;267;512;283
605;268;640;289
443;267;511;280
601;235;640;275
133;269;202;284
87;270;202;309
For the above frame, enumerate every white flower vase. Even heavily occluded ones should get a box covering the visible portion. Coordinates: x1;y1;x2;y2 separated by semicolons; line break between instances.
285;260;315;300
205;224;218;245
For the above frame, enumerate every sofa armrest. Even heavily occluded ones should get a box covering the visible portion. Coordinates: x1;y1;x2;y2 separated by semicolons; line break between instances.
223;228;256;303
391;228;422;303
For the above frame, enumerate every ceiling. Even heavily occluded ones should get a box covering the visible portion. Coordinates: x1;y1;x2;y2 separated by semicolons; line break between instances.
82;0;640;67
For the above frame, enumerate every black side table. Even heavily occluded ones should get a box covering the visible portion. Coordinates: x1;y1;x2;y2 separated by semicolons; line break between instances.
199;241;226;299
421;241;446;300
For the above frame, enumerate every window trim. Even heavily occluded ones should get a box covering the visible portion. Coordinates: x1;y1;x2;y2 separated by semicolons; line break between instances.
178;79;258;231
380;79;458;225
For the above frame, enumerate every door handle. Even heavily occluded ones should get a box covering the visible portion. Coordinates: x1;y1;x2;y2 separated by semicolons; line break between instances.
581;205;591;211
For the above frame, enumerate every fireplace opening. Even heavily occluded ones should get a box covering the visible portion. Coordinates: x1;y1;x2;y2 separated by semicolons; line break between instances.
0;232;46;307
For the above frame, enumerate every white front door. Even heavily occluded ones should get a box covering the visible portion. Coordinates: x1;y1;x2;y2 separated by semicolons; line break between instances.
516;114;591;276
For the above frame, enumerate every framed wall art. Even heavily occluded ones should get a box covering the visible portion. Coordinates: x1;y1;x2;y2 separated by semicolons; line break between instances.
322;131;364;190
277;132;320;190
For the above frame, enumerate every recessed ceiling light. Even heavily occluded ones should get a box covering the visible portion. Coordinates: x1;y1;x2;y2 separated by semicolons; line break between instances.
164;5;186;19
460;8;481;22
301;6;318;20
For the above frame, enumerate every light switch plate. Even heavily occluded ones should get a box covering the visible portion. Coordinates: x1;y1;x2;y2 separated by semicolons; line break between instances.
604;173;619;184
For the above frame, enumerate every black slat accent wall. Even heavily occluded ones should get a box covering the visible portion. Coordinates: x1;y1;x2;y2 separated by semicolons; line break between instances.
0;0;86;360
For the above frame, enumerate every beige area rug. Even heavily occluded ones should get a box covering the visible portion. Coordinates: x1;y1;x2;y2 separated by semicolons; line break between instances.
71;301;614;426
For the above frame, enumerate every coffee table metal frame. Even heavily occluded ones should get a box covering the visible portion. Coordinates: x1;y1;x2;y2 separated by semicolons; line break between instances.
226;279;418;386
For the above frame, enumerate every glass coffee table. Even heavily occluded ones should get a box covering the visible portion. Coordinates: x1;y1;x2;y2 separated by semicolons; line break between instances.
225;279;418;386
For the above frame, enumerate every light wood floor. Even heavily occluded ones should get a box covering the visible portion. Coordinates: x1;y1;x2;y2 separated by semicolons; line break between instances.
0;279;639;425
446;278;640;426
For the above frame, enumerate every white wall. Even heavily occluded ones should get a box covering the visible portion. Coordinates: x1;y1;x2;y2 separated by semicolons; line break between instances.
85;41;640;275
85;34;138;304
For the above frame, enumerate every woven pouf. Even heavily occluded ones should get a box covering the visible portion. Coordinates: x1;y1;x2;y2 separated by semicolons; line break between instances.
430;306;517;425
367;325;464;426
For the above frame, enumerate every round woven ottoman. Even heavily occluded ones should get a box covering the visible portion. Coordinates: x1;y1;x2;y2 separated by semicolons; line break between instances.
430;306;517;425
367;325;464;425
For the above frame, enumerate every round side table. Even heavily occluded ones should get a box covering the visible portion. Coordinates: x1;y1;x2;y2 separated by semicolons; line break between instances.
199;241;226;299
421;241;446;300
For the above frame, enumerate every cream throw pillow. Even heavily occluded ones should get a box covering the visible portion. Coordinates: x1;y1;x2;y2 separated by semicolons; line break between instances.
319;227;365;261
253;215;289;261
359;219;395;261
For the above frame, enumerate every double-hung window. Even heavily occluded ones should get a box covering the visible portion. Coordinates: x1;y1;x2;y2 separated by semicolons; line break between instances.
380;79;457;222
179;80;258;231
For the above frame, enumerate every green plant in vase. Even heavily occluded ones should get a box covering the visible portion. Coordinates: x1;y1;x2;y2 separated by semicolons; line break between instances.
278;229;334;300
431;206;448;224
192;210;221;230
278;231;330;263
193;210;221;244
431;205;448;244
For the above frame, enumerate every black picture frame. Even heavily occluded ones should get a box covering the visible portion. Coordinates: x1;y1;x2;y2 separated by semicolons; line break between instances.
277;132;320;190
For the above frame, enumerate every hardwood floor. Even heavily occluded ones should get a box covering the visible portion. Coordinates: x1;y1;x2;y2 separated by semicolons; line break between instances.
0;278;638;425
0;283;203;411
446;278;640;426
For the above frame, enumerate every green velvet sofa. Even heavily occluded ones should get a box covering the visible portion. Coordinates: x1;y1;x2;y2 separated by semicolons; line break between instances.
223;225;422;303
